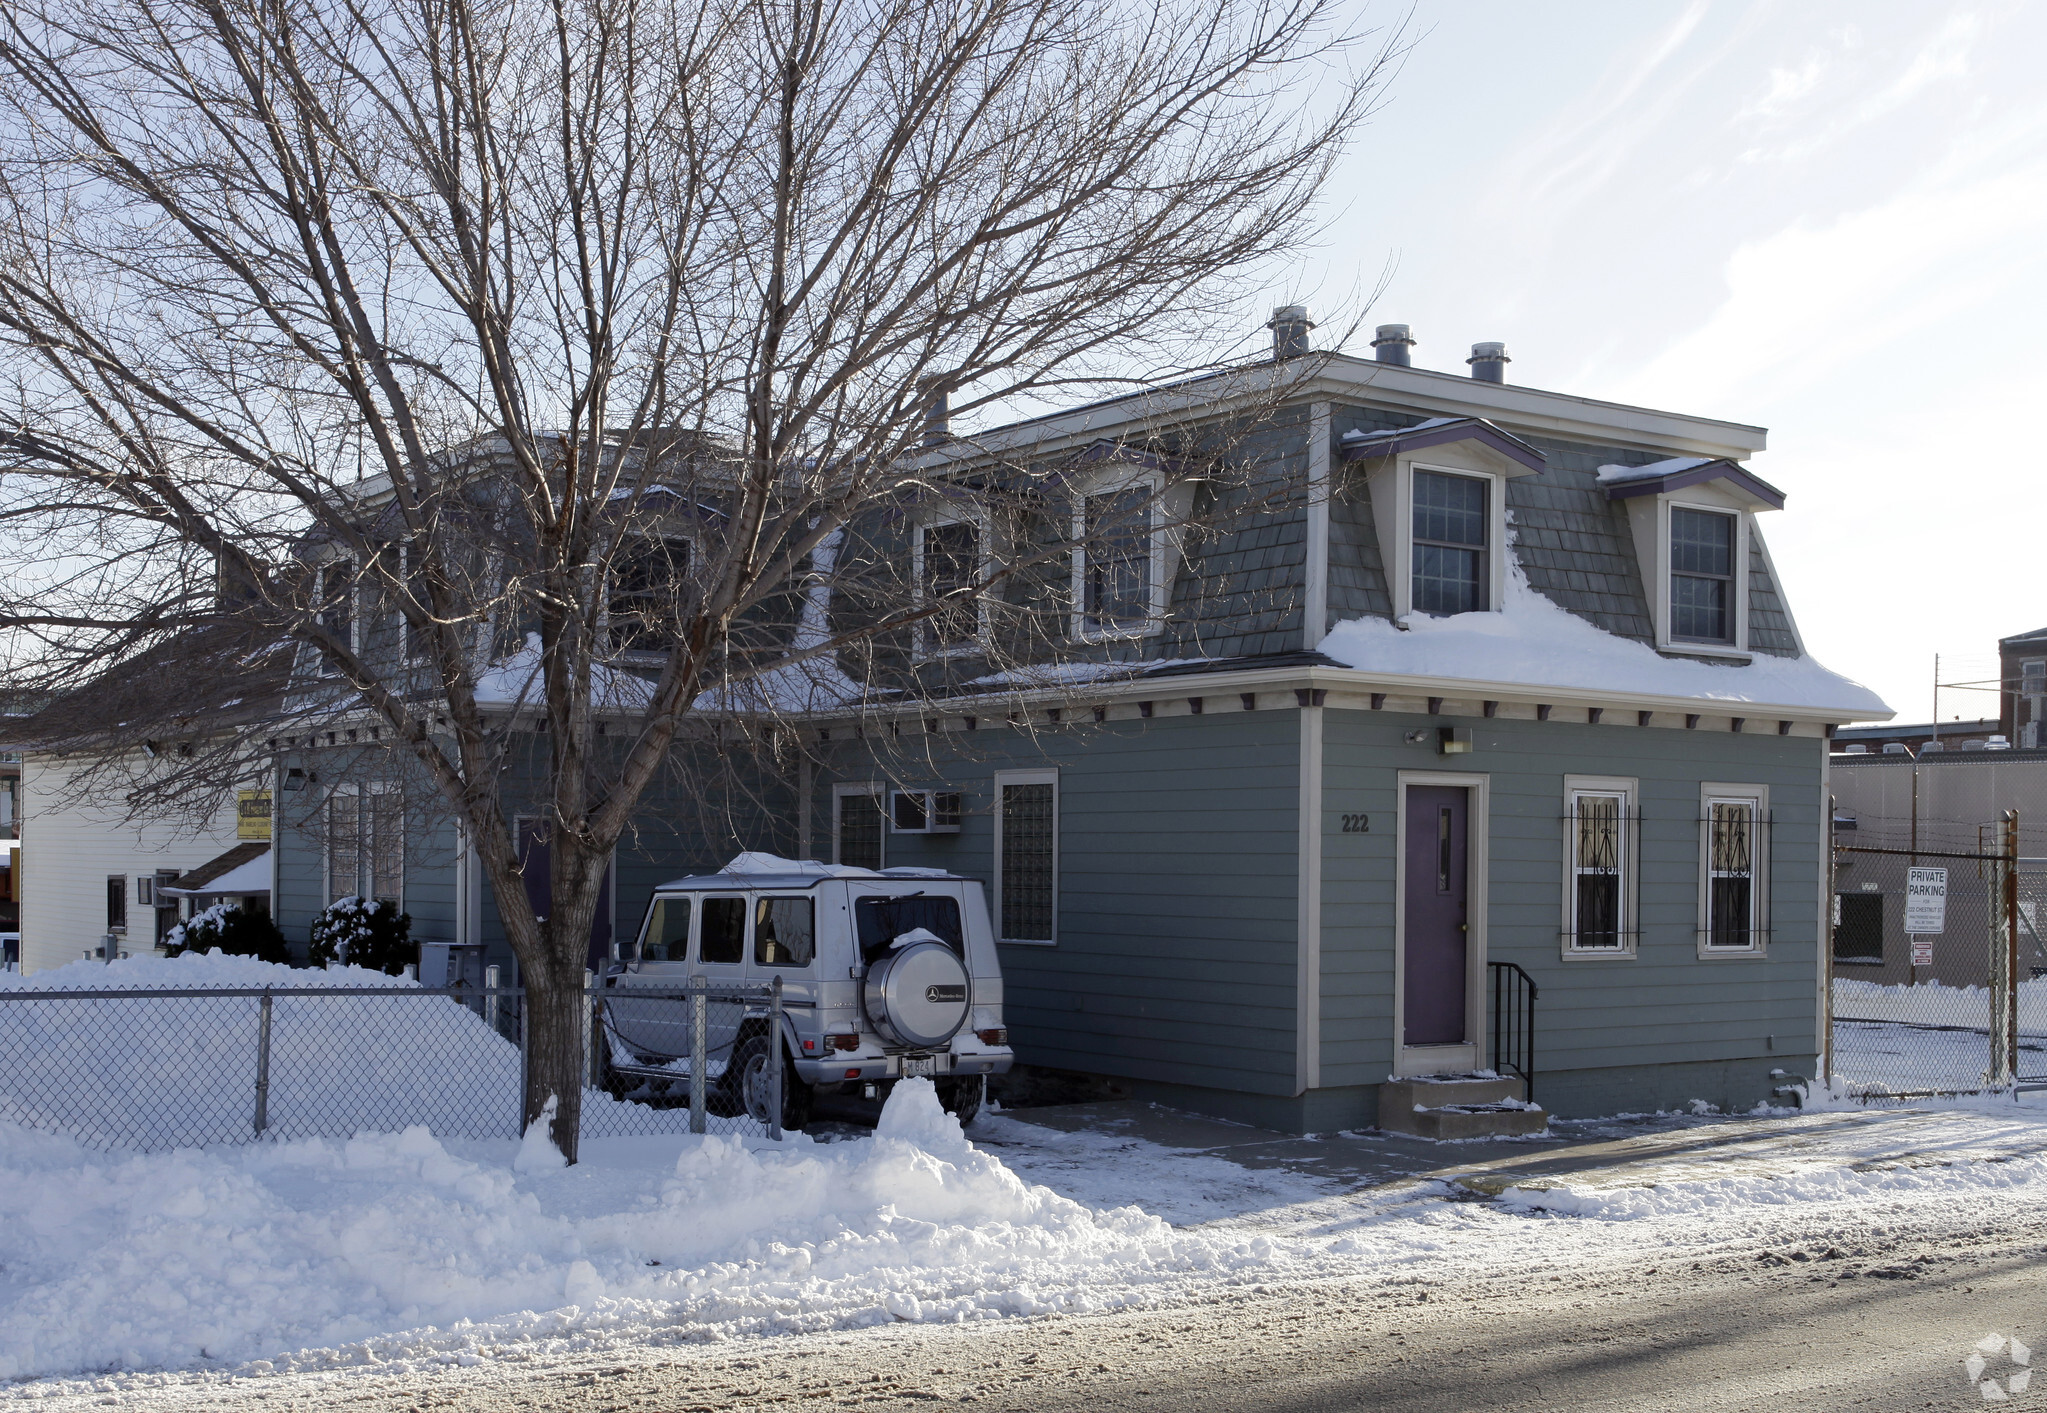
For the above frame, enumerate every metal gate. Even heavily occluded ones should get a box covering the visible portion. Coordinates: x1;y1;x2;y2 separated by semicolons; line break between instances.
1828;810;2035;1098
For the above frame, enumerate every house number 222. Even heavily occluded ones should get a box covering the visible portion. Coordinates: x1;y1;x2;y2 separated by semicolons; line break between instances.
1340;813;1369;833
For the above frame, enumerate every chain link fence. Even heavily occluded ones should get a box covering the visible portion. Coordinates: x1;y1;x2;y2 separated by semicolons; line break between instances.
0;978;781;1153
1829;813;2031;1098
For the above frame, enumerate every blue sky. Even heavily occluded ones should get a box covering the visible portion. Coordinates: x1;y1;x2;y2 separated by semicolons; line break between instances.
1286;0;2046;724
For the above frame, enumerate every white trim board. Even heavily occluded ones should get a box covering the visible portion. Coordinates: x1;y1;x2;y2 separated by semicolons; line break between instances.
1296;703;1323;1092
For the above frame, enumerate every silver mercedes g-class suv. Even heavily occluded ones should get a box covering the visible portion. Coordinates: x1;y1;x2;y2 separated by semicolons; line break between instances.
599;854;1014;1129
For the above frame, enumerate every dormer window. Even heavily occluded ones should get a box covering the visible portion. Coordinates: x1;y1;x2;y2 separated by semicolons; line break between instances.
608;537;691;655
914;515;987;656
1412;471;1489;615
1670;507;1736;643
1071;475;1164;641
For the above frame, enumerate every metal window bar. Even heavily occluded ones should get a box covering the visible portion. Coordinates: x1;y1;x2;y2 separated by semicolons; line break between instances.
1699;807;1773;947
1559;800;1640;948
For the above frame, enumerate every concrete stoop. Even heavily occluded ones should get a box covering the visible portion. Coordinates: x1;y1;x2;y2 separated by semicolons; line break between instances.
1377;1075;1548;1141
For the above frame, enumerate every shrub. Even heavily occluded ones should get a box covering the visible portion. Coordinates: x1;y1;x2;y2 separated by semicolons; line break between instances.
164;902;291;964
308;896;415;974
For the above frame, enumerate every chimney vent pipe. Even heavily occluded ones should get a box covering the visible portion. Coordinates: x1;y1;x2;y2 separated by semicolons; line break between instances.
1267;304;1314;359
1467;341;1510;383
1372;324;1415;367
920;379;950;446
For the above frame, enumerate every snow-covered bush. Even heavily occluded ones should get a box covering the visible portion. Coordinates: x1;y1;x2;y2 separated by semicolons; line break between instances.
162;902;289;964
307;896;414;973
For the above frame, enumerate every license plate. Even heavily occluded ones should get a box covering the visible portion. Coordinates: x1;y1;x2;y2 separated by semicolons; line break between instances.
901;1055;937;1078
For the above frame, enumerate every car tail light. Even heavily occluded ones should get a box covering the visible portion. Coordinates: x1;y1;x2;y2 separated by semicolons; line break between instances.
829;1034;860;1052
976;1028;1007;1046
844;1068;861;1079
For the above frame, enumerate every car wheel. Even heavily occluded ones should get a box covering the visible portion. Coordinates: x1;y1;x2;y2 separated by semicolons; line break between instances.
936;1074;984;1125
728;1034;812;1132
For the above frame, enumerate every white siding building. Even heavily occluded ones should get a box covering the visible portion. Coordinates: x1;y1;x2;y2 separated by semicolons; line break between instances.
17;754;255;973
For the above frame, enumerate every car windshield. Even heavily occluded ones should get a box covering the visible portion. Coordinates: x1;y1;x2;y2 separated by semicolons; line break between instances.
855;893;964;962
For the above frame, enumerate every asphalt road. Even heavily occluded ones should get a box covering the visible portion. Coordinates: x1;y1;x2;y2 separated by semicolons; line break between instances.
52;1198;2047;1413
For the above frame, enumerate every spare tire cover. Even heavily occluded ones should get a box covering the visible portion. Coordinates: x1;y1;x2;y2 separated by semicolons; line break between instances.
863;939;971;1049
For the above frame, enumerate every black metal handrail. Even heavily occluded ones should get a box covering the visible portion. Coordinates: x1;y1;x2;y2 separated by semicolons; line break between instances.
1488;961;1538;1104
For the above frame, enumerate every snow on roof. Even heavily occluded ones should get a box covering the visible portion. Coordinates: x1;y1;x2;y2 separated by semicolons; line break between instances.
161;849;271;897
472;634;656;711
1316;561;1889;716
1594;456;1714;485
692;529;867;714
652;853;962;889
1339;416;1461;444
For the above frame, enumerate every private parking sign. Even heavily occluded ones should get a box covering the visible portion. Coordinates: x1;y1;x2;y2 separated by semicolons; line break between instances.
1905;867;1948;935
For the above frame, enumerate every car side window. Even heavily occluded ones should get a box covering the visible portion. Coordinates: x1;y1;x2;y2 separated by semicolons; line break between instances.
639;898;691;964
699;896;747;965
755;896;815;967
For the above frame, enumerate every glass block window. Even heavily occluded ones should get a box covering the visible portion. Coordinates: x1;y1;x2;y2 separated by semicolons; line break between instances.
1670;508;1735;643
327;786;402;906
836;789;883;871
998;777;1057;943
1411;471;1487;615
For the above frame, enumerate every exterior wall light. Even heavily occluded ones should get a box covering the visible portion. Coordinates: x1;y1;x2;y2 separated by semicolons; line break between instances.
1438;726;1473;755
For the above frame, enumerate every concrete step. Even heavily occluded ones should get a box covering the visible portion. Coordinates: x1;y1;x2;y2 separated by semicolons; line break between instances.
1378;1075;1545;1140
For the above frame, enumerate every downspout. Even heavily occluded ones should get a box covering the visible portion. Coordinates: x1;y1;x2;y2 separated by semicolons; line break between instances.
1296;693;1324;1094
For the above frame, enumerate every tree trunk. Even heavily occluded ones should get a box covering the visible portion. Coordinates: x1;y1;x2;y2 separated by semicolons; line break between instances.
519;835;607;1163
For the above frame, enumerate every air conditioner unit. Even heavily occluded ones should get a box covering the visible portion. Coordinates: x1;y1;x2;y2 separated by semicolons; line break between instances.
890;789;961;834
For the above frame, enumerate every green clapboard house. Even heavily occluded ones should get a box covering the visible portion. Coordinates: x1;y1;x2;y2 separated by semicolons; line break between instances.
269;312;1887;1133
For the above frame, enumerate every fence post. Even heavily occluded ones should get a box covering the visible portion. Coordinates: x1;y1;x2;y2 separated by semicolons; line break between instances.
767;975;784;1142
1991;814;2017;1089
586;969;604;1091
2007;811;2021;1089
516;985;529;1137
689;975;707;1135
253;989;273;1138
485;964;501;1037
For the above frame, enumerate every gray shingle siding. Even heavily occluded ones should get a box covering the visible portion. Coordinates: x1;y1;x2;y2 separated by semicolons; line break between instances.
1748;541;1799;657
1506;435;1657;644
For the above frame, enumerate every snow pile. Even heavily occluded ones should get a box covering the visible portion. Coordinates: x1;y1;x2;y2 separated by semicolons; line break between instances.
1316;555;1887;714
1593;455;1716;485
0;1081;1207;1382
0;953;691;1149
1833;975;2047;1035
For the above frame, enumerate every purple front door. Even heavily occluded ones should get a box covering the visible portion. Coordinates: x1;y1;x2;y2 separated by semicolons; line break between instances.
1403;785;1470;1048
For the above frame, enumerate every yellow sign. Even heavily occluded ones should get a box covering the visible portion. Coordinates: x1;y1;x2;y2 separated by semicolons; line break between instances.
238;790;273;841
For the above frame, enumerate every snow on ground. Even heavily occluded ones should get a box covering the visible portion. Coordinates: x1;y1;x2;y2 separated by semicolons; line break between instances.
14;1081;2047;1397
0;952;699;1148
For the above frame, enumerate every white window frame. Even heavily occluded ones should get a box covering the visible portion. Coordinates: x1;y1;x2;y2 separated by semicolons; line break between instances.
1665;500;1745;650
316;556;357;678
1698;782;1768;958
1367;460;1511;621
994;767;1059;945
1406;464;1500;618
1070;471;1166;642
831;780;886;871
603;534;695;658
1622;493;1753;659
1561;775;1637;960
324;781;404;908
913;511;991;659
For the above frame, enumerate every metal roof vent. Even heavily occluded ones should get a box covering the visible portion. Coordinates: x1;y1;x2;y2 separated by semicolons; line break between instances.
1468;342;1510;383
1268;305;1314;359
1371;324;1415;366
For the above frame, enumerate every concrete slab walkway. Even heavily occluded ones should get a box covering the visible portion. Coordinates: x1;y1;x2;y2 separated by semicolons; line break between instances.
993;1097;2047;1198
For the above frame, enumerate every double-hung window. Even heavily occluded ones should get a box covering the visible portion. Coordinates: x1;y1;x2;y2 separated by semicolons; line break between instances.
317;557;355;677
995;769;1058;943
1699;785;1767;955
915;518;984;654
608;537;691;655
1411;471;1488;615
1563;779;1635;956
327;784;403;906
1074;481;1159;639
1670;508;1736;643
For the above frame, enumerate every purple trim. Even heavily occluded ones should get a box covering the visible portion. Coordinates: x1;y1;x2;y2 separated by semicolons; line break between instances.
1338;418;1546;474
1069;439;1193;478
1601;459;1786;510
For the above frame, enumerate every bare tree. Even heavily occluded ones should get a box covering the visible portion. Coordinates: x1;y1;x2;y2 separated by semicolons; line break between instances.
0;0;1387;1158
